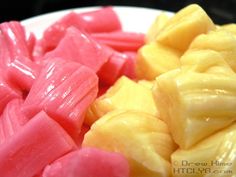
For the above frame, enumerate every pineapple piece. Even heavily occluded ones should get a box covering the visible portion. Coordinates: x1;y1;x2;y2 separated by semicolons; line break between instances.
180;50;235;76
172;122;236;177
137;80;155;90
153;57;236;149
136;42;181;80
220;23;236;36
85;76;158;126
83;110;177;177
146;13;170;43
156;4;215;52
189;30;236;72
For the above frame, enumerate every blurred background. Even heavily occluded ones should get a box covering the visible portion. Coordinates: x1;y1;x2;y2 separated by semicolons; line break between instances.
0;0;235;24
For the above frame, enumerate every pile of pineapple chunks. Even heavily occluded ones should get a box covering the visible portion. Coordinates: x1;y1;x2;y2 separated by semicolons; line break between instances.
82;4;236;177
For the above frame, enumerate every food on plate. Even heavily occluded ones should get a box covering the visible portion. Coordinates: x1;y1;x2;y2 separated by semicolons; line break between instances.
44;27;112;72
0;99;28;145
219;23;236;36
136;42;181;80
83;110;177;177
172;122;236;177
137;79;155;89
156;4;215;52
0;111;75;177
97;51;136;85
153;52;236;149
91;31;145;52
187;30;236;72
23;58;98;138
0;3;236;177
85;76;159;126
40;7;121;53
0;73;22;114
0;21;32;68
42;147;129;177
6;58;40;92
146;13;170;43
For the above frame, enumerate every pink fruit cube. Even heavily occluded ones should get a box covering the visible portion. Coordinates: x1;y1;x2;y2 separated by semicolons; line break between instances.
98;51;137;85
0;21;32;68
42;147;129;177
41;7;121;52
91;31;145;52
44;27;112;72
0;99;28;144
23;58;98;138
0;73;21;114
98;51;127;85
6;57;40;92
0;111;76;177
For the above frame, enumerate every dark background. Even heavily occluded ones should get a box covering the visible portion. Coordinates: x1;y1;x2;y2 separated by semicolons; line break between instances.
0;0;235;24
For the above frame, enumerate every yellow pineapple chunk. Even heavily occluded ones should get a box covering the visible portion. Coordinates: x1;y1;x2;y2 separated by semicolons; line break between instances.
146;13;170;43
85;76;158;126
220;23;236;36
83;110;177;177
156;4;215;52
136;42;181;80
188;30;236;71
180;50;235;75
171;123;236;177
153;58;236;149
137;80;155;90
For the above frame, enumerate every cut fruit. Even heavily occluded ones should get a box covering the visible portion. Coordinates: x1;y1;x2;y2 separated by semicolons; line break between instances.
146;13;170;43
0;21;32;68
156;4;215;51
41;7;121;52
83;110;176;177
136;42;181;80
6;57;40;92
0;99;28;145
85;76;158;126
0;111;76;177
44;27;112;72
98;51;129;85
42;147;129;177
172;123;236;177
188;30;236;72
0;73;22;114
220;23;236;36
153;57;236;149
91;31;145;52
23;58;98;138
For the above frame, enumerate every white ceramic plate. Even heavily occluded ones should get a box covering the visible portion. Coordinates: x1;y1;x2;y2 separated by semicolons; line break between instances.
21;6;173;38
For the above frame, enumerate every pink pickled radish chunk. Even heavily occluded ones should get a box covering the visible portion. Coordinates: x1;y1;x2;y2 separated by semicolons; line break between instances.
42;147;129;177
78;6;121;33
121;51;137;79
0;21;32;68
98;51;137;85
0;99;28;145
98;52;127;85
0;111;76;177
44;27;112;72
26;32;36;58
23;58;98;138
6;58;40;91
91;31;145;52
41;7;121;52
0;73;21;114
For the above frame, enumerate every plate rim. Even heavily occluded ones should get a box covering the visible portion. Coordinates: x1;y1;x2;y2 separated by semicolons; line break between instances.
21;6;174;38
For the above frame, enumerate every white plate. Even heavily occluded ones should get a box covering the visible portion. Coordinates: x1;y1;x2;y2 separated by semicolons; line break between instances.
21;6;173;38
